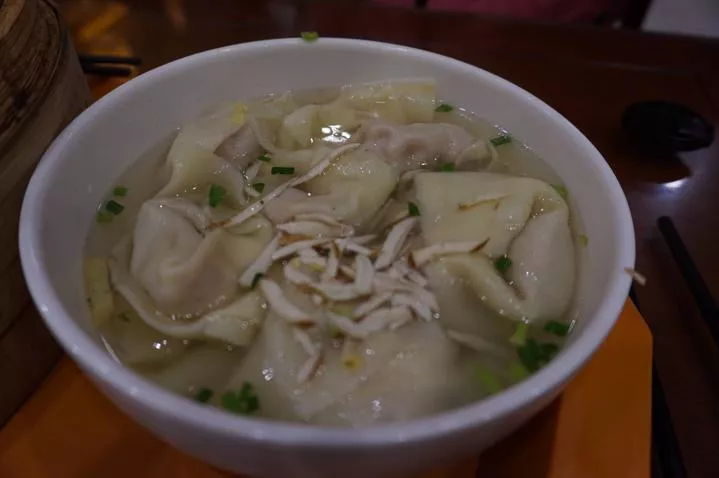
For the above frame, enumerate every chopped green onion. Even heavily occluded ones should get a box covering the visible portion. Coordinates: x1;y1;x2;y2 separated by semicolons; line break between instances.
252;182;266;193
578;234;589;247
475;367;503;394
257;153;271;162
300;31;319;42
438;163;455;172
517;339;542;372
118;312;131;322
544;320;571;337
408;201;421;217
105;200;124;215
508;362;530;382
494;254;512;273
113;186;128;197
517;338;559;372
539;342;559;360
489;134;512;147
271;166;295;175
435;103;454;113
195;387;214;403
552;184;569;200
251;273;264;289
208;184;226;208
509;322;529;346
221;382;260;415
96;210;114;223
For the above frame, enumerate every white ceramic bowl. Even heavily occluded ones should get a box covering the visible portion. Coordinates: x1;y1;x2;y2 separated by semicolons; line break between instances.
19;39;634;478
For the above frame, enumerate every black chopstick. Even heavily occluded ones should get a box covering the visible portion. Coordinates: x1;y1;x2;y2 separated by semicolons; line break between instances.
79;54;141;78
81;64;133;78
78;54;142;66
654;215;717;476
631;286;687;478
657;216;719;348
652;365;688;478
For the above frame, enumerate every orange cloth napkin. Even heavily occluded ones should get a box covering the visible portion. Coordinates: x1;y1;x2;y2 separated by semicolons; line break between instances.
0;301;651;477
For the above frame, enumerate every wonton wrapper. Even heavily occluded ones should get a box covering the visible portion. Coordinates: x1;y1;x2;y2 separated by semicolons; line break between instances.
108;199;271;345
276;103;359;150
262;148;398;228
414;172;575;327
358;120;494;172
223;314;461;425
338;80;437;124
166;101;262;168
99;296;191;366
251;80;438;153
156;144;248;207
144;345;246;396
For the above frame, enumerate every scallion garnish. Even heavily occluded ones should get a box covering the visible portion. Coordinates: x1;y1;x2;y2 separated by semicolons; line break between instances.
113;186;128;197
509;322;528;346
208;184;226;208
257;153;271;162
195;387;214;403
552;184;569;200
118;312;131;322
221;382;260;415
475;367;503;394
494;254;512;273
539;342;559;359
435;103;453;113
271;166;295;175
517;338;559;372
408;201;421;217
517;339;541;372
508;361;530;382
544;320;571;337
105;200;124;215
251;273;264;289
97;210;114;224
578;234;589;247
252;182;265;193
438;163;455;172
489;134;512;147
300;31;319;42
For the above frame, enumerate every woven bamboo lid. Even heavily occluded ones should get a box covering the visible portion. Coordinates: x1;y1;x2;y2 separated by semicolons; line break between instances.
0;0;66;156
0;0;90;426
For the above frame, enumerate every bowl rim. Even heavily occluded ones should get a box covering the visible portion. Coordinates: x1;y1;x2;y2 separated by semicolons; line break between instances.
19;37;635;447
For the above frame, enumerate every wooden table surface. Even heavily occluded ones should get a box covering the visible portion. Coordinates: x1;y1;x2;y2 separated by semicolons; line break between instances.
5;0;719;476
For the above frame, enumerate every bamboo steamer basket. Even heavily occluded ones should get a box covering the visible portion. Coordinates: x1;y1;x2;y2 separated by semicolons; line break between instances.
0;0;90;425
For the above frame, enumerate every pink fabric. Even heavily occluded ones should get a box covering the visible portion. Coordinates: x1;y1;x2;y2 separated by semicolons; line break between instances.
374;0;618;23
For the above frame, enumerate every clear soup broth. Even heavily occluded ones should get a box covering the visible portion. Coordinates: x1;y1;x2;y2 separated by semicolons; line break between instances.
84;80;581;426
